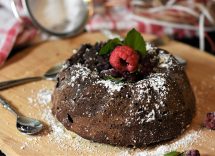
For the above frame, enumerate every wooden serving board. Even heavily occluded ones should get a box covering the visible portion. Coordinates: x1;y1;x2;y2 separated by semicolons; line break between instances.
0;33;215;156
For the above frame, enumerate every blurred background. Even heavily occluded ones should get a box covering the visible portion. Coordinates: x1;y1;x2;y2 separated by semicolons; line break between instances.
90;0;215;53
0;0;215;65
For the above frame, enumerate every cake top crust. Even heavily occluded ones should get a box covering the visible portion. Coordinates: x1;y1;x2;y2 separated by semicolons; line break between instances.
55;42;183;124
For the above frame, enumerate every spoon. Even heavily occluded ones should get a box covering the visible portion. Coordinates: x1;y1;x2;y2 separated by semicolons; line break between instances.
0;62;63;90
0;96;43;135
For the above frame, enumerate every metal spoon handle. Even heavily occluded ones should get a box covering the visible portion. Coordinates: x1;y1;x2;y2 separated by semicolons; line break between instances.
0;96;17;116
0;77;43;90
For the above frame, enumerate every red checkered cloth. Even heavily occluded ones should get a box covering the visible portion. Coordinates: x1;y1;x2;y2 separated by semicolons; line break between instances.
0;1;37;66
1;0;215;66
86;0;215;51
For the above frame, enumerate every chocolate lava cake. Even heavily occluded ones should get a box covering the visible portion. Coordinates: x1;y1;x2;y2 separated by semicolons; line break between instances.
52;29;195;147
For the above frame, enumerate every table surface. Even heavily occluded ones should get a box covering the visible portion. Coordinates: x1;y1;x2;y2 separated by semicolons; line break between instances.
0;32;215;156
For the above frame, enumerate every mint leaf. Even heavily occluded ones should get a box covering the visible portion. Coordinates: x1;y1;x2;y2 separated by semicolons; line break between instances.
124;28;146;56
99;38;122;55
105;76;124;83
164;151;182;156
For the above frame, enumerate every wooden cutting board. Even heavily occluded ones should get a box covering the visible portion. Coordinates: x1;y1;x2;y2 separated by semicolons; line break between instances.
0;33;215;156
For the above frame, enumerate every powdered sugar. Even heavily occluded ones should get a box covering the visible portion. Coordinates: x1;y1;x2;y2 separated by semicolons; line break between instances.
20;143;27;150
64;64;93;88
148;74;166;92
131;73;168;123
28;88;52;105
158;51;173;69
146;42;153;51
37;89;52;105
134;130;201;156
70;64;92;81
134;83;149;101
96;80;123;94
42;108;77;149
145;109;156;122
72;49;78;54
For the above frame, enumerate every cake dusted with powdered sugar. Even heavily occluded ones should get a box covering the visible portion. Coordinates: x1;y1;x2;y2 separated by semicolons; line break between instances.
52;29;195;147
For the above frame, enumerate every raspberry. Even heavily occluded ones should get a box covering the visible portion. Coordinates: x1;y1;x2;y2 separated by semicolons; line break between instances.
185;149;200;156
109;46;139;73
204;112;215;130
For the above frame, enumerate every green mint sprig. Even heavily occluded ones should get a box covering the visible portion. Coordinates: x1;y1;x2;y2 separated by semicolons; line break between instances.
124;28;146;56
99;38;122;55
164;151;183;156
104;76;124;83
99;28;146;57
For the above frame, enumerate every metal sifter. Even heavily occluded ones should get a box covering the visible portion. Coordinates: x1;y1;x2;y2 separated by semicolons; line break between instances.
10;0;91;37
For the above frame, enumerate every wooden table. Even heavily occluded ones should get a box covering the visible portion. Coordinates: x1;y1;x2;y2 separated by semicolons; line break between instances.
0;33;215;156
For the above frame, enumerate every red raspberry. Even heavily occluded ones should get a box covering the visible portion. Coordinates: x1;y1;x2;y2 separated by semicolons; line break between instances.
204;112;215;130
109;46;139;73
